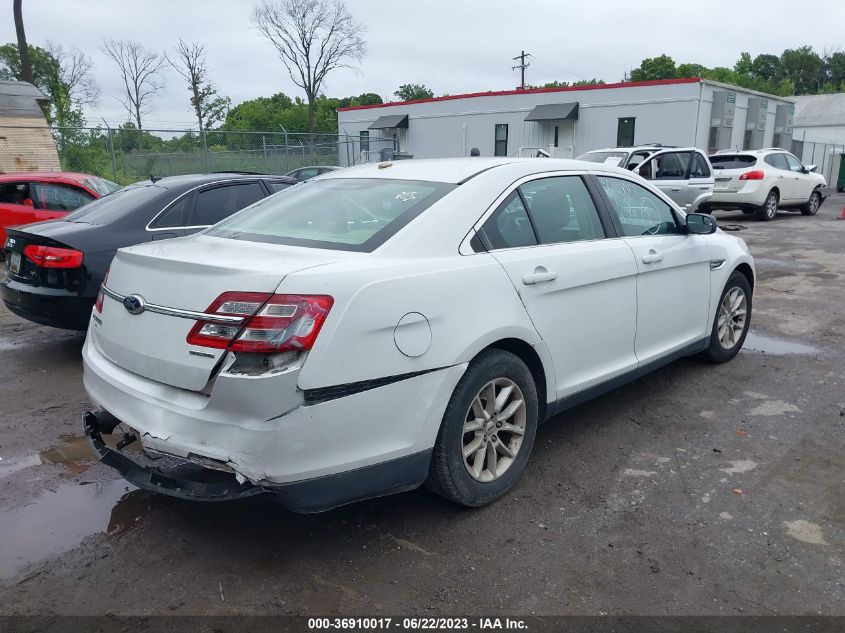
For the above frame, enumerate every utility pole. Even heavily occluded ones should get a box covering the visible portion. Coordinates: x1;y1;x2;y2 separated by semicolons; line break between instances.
13;0;33;83
512;50;531;90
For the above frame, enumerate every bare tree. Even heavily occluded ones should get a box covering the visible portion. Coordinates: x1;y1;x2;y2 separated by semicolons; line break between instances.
252;0;366;131
46;42;100;106
101;39;166;130
166;39;230;135
13;0;32;83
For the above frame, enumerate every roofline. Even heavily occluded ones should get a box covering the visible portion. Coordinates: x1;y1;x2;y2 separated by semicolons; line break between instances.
700;79;795;103
337;77;701;112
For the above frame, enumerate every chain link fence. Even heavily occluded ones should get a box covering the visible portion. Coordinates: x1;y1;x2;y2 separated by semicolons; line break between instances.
790;138;845;192
0;125;397;185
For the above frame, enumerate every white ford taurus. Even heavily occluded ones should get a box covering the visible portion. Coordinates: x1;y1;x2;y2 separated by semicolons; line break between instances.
82;158;754;511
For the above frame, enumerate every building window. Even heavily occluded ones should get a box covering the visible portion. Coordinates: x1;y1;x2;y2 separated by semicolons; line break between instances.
553;125;559;148
494;124;508;156
359;130;369;152
617;117;635;146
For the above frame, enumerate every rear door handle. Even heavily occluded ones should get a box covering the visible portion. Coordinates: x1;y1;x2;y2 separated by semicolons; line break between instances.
642;249;663;264
522;267;558;285
669;188;682;192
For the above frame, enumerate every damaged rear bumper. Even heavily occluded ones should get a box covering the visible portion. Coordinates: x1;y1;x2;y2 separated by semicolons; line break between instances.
83;410;263;501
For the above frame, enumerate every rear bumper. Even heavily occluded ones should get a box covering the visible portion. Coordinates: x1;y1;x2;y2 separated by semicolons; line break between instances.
82;331;466;509
708;181;768;209
1;278;94;330
83;410;432;512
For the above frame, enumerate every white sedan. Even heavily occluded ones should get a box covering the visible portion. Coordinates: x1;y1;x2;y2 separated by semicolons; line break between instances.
82;158;755;511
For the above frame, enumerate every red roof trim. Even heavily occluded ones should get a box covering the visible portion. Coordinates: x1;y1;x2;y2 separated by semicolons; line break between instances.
337;77;701;112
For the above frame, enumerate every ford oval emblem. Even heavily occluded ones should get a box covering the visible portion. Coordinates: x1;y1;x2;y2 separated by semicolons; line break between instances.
123;294;146;316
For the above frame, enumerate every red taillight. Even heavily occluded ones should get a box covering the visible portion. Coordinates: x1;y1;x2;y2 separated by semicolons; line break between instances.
23;244;84;268
186;292;334;353
739;170;765;181
94;267;109;314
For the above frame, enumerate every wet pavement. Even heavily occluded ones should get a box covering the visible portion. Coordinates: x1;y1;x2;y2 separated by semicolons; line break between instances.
0;196;843;615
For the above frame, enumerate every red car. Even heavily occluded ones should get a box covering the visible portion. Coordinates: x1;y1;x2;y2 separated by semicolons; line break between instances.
0;172;121;247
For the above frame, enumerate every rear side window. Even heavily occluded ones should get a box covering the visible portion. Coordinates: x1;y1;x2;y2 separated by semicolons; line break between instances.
0;181;32;206
194;182;265;226
33;183;94;211
764;154;789;170
689;153;711;178
481;192;537;249
149;194;192;229
597;176;681;237
206;178;455;252
710;155;757;169
297;168;319;181
520;177;604;244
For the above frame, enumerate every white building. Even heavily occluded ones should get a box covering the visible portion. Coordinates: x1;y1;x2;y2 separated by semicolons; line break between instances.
337;78;796;165
793;93;845;145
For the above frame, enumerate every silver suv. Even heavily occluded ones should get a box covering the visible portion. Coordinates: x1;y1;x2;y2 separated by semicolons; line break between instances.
576;146;714;213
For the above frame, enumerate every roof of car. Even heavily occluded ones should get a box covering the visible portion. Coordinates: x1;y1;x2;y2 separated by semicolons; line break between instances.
129;172;296;189
584;146;697;153
0;171;103;183
711;148;788;156
318;157;638;184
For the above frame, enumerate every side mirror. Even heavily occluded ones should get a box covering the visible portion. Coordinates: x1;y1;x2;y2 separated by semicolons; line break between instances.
686;213;717;235
805;164;817;173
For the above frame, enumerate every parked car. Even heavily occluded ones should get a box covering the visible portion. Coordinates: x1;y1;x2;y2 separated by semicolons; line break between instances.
706;149;826;220
284;165;343;181
0;171;121;248
2;173;296;330
82;158;754;512
576;146;714;212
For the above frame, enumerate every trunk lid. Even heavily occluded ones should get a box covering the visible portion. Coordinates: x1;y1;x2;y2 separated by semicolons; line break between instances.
710;155;758;193
91;235;341;391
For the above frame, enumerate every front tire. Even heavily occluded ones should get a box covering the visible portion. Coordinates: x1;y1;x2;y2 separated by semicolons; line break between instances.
427;349;538;507
701;272;752;363
801;189;821;216
757;190;778;221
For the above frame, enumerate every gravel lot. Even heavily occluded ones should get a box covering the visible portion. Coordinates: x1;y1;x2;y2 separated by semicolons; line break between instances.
0;194;843;616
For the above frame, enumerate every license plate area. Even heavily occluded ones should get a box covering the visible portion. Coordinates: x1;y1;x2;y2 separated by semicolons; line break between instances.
9;251;21;274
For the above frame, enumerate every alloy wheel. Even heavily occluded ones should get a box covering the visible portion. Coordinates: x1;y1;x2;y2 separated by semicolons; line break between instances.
765;193;778;219
462;378;526;482
808;193;819;214
718;287;748;349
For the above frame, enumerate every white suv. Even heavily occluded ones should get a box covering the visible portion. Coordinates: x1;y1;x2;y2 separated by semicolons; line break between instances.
576;146;714;213
707;149;827;221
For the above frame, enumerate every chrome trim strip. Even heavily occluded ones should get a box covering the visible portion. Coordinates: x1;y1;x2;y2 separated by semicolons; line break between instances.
101;285;245;325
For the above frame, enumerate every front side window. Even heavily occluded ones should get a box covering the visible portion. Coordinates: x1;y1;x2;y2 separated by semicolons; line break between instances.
33;183;94;211
617;117;635;146
784;154;804;173
519;177;604;244
494;124;508;157
297;168;320;181
597;176;681;237
193;182;265;226
206;178;455;252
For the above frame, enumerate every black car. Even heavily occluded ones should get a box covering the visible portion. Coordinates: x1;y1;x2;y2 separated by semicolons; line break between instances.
1;173;296;330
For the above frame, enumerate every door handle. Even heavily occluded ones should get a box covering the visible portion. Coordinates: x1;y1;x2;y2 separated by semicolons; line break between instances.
642;249;663;264
522;266;558;285
669;187;682;192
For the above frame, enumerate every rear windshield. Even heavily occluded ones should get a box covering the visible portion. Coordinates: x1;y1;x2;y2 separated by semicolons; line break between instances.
575;151;629;167
206;178;455;252
709;155;757;169
63;184;166;224
81;176;121;196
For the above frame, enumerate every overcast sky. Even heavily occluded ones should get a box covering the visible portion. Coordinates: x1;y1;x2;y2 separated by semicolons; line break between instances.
3;0;843;130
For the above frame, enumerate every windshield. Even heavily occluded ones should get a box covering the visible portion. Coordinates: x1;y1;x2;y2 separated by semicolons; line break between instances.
63;184;166;224
709;155;757;169
81;176;122;196
206;178;455;252
575;151;629;167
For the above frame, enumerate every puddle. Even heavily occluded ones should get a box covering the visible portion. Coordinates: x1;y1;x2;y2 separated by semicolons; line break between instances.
0;434;139;479
742;331;818;355
0;479;148;580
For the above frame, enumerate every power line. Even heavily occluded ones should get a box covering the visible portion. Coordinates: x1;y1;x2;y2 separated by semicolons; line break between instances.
512;50;531;90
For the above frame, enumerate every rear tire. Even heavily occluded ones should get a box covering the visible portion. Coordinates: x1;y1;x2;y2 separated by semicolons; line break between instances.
757;190;778;221
427;349;538;507
701;272;752;363
801;189;821;216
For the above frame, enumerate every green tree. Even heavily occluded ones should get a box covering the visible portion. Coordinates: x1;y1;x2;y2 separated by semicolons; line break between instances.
824;51;845;91
629;54;677;81
337;92;382;108
167;39;231;133
750;54;782;83
781;46;823;95
734;52;753;76
677;63;707;78
394;83;434;101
